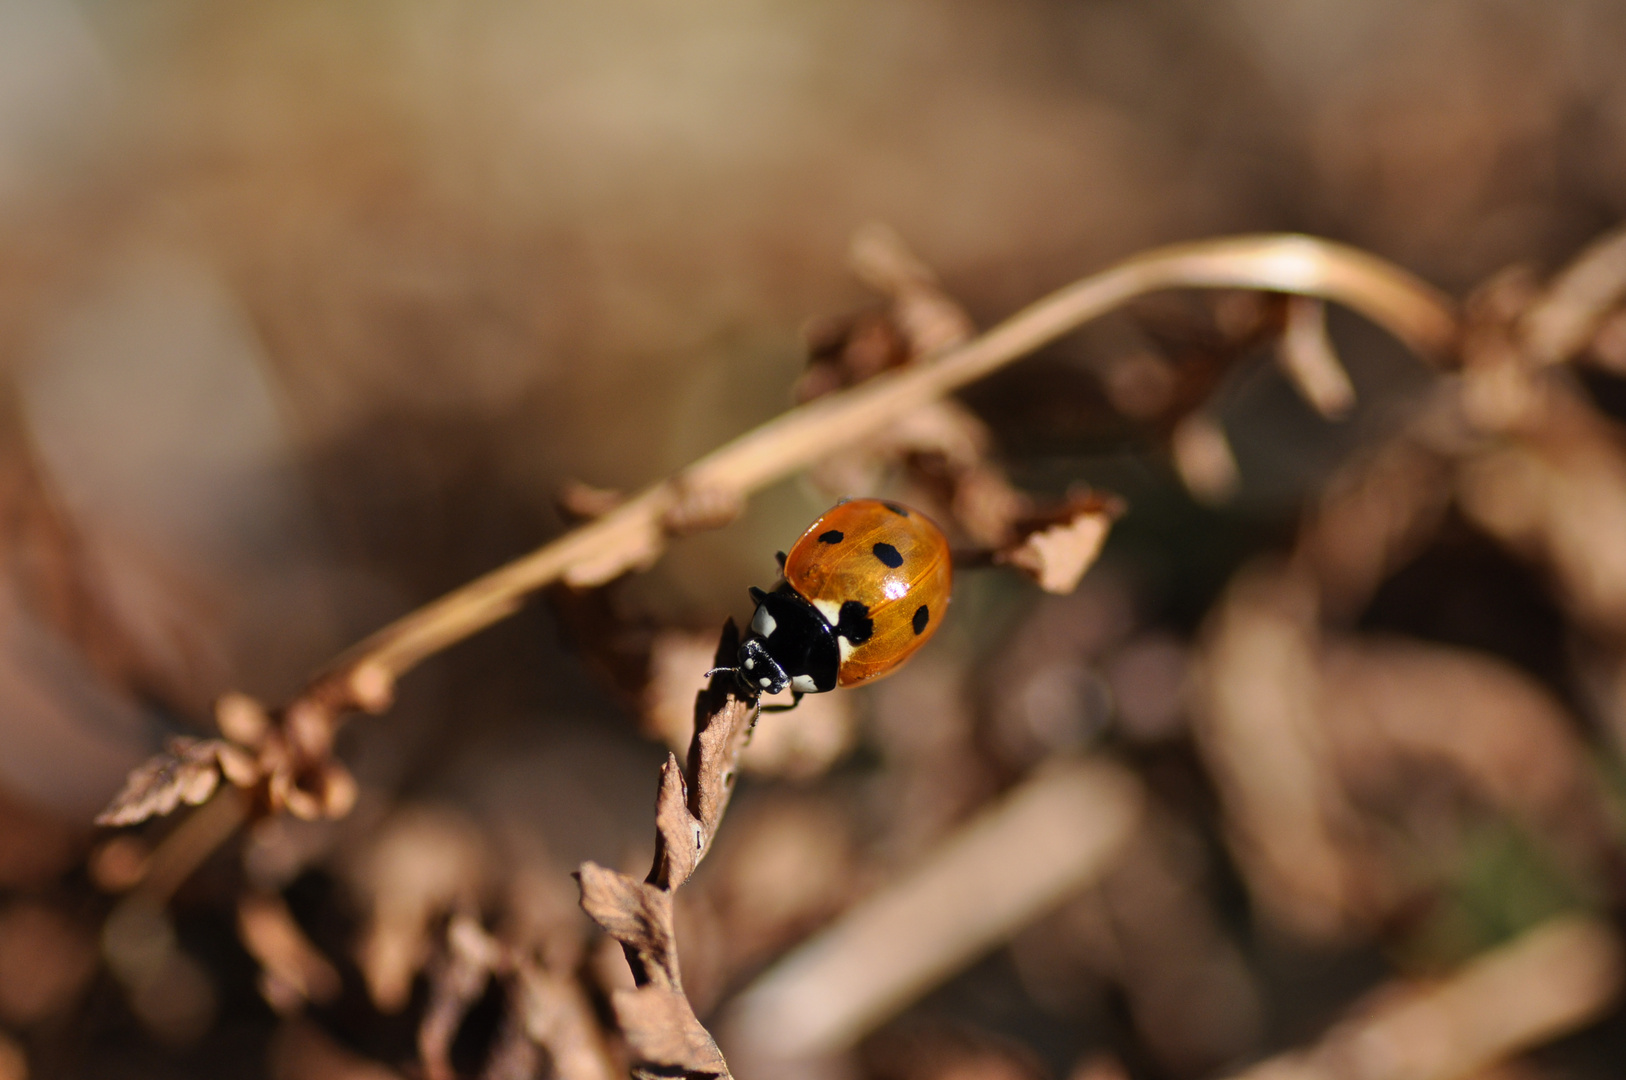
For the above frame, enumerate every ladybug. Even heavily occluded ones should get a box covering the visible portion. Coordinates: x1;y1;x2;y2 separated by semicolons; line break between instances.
713;498;952;705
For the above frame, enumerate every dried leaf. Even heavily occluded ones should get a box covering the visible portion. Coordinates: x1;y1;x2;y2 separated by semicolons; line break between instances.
1190;564;1373;940
1295;437;1452;618
610;986;729;1076
95;738;248;827
576;863;678;987
847;222;975;357
687;622;756;848
996;498;1121;595
652;756;702;891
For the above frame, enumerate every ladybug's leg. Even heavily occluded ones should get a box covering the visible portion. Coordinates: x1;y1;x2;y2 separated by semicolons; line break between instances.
774;550;787;572
761;689;803;713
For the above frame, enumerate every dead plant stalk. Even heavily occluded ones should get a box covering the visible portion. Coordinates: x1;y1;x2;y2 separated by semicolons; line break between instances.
310;234;1457;721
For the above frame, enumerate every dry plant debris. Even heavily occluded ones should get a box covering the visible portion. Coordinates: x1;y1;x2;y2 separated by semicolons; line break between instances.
1229;916;1621;1080
96;231;1456;843
576;623;756;1078
78;209;1626;1079
720;758;1145;1069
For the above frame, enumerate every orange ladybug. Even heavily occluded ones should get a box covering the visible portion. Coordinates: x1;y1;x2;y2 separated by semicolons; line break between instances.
713;499;952;703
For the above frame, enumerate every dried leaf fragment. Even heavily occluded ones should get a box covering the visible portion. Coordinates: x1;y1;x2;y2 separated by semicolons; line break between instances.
576;863;678;986
611;986;729;1075
997;495;1124;595
95;738;258;827
652;755;702;890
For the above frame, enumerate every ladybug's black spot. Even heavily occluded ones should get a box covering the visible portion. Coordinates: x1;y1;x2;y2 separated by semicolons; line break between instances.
818;530;844;544
882;501;909;517
872;542;904;568
912;604;930;635
836;600;873;644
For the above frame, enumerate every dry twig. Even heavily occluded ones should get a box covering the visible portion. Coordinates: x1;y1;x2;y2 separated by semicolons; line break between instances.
97;232;1457;832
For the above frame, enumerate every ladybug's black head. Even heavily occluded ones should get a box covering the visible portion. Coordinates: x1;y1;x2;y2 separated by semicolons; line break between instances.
710;585;840;698
736;636;790;695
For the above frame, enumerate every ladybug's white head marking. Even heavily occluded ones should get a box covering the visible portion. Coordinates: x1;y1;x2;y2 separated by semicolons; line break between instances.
750;605;778;637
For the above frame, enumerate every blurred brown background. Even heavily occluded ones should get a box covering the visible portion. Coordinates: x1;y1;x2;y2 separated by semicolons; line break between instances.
4;0;1626;1077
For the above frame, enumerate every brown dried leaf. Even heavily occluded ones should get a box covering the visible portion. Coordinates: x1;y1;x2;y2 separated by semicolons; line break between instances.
95;738;248;827
847;222;975;357
685;621;755;851
1189;564;1374;940
576;862;678;987
996;495;1123;596
611;985;729;1076
689;701;755;857
1454;388;1626;633
652;755;702;891
1319;637;1615;878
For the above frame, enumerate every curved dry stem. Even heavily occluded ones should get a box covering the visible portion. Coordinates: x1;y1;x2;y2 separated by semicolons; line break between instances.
307;233;1457;718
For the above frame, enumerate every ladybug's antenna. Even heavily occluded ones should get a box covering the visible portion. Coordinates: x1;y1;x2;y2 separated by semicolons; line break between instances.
704;664;753;694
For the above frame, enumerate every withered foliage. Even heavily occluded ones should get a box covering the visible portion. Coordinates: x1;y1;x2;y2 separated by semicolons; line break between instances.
578;624;754;1077
12;5;1626;1079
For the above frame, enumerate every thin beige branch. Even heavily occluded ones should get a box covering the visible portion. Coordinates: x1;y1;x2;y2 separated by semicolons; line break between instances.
307;234;1457;718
